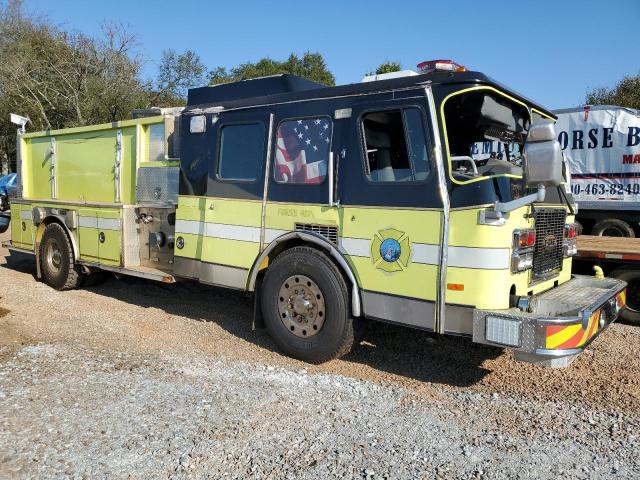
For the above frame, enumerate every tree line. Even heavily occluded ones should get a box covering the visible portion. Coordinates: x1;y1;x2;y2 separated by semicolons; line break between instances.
0;0;208;171
1;0;637;173
0;1;349;171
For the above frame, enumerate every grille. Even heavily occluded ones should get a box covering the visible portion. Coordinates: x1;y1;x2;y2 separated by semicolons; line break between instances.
295;223;338;245
532;208;566;280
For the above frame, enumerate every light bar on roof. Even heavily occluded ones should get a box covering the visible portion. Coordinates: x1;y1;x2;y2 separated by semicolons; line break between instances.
417;59;466;73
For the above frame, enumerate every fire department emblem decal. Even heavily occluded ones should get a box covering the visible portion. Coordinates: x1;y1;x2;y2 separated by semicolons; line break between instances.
371;228;411;273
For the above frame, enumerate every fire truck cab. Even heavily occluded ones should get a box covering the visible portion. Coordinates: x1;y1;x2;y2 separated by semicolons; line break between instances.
6;61;626;366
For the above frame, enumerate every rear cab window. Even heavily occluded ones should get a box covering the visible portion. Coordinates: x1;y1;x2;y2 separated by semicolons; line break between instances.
274;117;333;185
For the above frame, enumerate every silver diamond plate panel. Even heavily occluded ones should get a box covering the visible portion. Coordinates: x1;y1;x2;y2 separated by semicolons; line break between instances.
529;275;623;317
473;308;538;353
136;167;179;205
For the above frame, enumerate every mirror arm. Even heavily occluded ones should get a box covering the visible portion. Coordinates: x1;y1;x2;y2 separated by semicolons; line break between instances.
494;184;546;214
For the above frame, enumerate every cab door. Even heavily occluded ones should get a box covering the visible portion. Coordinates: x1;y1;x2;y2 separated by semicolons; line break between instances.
200;111;271;289
264;105;340;249
338;98;443;330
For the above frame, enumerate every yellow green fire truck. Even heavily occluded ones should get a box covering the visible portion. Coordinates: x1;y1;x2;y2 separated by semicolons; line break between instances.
5;59;627;366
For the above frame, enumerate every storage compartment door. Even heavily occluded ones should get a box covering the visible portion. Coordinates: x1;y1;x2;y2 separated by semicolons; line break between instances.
97;209;122;266
78;208;99;263
11;204;33;249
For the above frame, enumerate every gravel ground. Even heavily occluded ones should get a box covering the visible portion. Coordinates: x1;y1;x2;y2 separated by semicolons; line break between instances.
1;230;639;479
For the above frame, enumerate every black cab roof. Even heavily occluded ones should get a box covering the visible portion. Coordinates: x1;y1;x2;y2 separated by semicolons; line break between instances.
185;71;555;119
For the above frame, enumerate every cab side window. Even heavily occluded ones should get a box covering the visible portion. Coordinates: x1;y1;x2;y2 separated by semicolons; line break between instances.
217;123;264;181
362;108;431;182
275;117;332;184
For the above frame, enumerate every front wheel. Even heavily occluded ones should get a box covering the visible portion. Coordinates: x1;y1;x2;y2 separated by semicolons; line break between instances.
261;246;358;363
39;223;83;290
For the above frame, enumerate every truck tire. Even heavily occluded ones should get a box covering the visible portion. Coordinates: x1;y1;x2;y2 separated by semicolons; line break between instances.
591;219;635;238
609;266;640;325
261;246;357;363
39;223;83;291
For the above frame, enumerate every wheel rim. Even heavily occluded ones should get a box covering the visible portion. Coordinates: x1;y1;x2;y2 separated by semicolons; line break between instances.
278;275;325;338
45;238;63;273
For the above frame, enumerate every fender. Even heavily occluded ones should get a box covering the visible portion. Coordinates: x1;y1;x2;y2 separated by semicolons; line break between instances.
32;208;80;260
34;214;80;278
247;231;362;318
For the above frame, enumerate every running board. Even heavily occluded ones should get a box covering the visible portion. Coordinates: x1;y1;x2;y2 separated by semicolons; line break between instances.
4;241;175;283
80;262;176;283
3;242;34;255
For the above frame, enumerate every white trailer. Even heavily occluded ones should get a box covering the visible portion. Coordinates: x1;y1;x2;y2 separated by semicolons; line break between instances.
553;105;640;237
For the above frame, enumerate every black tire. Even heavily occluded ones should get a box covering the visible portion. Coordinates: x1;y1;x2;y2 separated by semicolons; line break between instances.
261;246;357;363
39;223;83;290
609;266;640;325
591;218;635;238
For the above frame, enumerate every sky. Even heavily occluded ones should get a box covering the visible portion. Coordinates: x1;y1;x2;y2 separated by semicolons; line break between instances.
24;0;640;110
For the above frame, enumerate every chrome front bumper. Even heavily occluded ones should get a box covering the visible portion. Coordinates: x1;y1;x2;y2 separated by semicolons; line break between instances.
473;275;627;366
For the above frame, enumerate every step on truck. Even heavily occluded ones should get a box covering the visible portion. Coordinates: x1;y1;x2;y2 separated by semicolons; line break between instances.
4;59;626;366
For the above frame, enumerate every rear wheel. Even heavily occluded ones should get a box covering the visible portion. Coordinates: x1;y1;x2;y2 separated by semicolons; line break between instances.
39;223;83;290
261;246;358;363
609;266;640;325
591;218;635;238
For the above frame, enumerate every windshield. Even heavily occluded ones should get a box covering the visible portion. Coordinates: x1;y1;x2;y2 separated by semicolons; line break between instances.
442;88;531;183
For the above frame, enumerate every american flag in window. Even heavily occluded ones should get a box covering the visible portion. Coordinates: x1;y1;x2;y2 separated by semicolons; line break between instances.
275;117;332;184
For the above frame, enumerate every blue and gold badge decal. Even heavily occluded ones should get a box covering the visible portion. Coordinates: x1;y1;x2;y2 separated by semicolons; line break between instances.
371;228;411;272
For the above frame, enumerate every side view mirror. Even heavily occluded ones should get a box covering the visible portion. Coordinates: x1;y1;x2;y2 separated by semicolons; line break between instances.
524;122;563;188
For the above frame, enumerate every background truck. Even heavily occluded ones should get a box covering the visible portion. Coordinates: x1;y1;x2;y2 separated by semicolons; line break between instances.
553;105;640;237
554;106;640;325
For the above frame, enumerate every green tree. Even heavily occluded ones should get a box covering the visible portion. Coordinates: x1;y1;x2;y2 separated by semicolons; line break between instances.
586;74;640;109
209;52;335;86
0;0;203;171
151;49;206;104
375;61;402;75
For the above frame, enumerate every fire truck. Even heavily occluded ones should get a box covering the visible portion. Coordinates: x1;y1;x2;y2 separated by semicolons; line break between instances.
4;60;626;366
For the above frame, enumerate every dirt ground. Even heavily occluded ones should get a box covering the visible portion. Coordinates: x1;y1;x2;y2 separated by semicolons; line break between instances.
1;229;639;479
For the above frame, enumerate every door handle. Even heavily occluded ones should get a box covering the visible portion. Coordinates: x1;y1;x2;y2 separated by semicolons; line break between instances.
209;203;214;210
